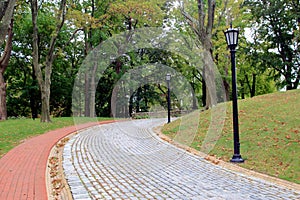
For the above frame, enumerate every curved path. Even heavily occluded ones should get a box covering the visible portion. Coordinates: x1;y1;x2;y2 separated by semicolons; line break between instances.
63;119;300;200
0;120;115;200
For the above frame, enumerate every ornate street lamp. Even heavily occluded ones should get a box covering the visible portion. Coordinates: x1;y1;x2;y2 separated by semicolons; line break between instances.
224;24;244;163
166;74;171;123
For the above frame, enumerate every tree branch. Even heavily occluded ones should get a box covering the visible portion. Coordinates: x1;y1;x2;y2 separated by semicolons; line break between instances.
0;0;16;46
58;28;84;54
213;0;228;36
197;0;205;30
157;84;166;95
31;0;44;88
47;0;67;65
206;0;215;37
180;8;200;37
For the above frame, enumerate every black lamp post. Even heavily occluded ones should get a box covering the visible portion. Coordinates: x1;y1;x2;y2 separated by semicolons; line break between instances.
224;24;244;163
166;74;171;123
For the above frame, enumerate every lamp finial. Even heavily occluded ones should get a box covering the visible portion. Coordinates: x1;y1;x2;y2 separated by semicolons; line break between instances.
230;22;232;29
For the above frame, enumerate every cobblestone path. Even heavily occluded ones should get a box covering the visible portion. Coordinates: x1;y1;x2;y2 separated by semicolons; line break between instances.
63;119;300;199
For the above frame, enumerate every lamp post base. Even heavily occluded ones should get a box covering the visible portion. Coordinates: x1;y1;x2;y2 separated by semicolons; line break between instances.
230;154;244;163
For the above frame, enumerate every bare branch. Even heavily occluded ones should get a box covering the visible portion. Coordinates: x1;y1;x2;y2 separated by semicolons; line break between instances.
47;0;67;65
180;8;200;37
206;0;216;38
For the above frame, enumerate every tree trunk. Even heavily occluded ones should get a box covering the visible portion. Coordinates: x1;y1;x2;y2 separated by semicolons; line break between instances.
251;73;256;97
0;0;16;45
84;73;90;117
31;0;67;122
41;85;51;122
83;0;97;118
191;80;198;109
181;0;217;109
241;81;245;99
84;27;91;117
201;78;206;107
89;60;97;117
31;0;46;121
0;73;7;120
31;0;51;122
144;85;148;111
0;18;14;121
203;50;217;109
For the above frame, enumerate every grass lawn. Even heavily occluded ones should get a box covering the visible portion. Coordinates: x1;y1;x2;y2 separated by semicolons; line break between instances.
0;117;111;158
162;89;300;184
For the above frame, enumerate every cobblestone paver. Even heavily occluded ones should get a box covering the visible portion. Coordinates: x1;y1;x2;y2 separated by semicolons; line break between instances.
63;119;300;199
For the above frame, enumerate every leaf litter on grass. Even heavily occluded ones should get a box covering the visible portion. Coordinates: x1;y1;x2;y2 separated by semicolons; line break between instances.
162;89;300;184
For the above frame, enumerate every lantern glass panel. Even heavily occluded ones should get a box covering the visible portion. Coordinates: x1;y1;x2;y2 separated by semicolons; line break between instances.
230;31;235;45
166;74;171;81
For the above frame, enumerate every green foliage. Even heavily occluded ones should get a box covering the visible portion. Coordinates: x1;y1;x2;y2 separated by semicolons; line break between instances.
170;0;279;99
243;0;300;90
5;0;292;120
106;0;165;31
162;89;300;183
7;7;77;118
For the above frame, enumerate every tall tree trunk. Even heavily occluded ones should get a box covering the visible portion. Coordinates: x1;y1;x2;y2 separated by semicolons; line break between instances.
0;18;14;121
31;0;67;122
31;0;50;122
84;0;96;117
0;0;16;44
181;0;218;109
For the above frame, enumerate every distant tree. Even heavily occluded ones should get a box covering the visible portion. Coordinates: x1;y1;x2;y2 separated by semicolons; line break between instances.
77;0;166;117
244;0;299;90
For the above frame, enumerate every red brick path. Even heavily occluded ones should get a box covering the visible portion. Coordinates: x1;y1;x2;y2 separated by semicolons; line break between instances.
0;120;115;200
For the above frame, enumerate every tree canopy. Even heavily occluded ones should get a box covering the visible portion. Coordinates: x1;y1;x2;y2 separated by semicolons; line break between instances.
1;0;297;120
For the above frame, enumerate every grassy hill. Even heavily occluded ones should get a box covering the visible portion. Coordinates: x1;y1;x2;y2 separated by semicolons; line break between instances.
162;89;300;184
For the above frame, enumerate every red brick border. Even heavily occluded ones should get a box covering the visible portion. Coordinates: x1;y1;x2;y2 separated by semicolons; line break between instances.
0;120;115;200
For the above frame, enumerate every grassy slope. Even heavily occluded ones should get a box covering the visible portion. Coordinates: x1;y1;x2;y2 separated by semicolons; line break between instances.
0;117;111;158
162;89;300;184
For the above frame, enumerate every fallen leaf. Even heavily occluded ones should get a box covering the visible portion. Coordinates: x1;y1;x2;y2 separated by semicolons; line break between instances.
257;142;262;146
